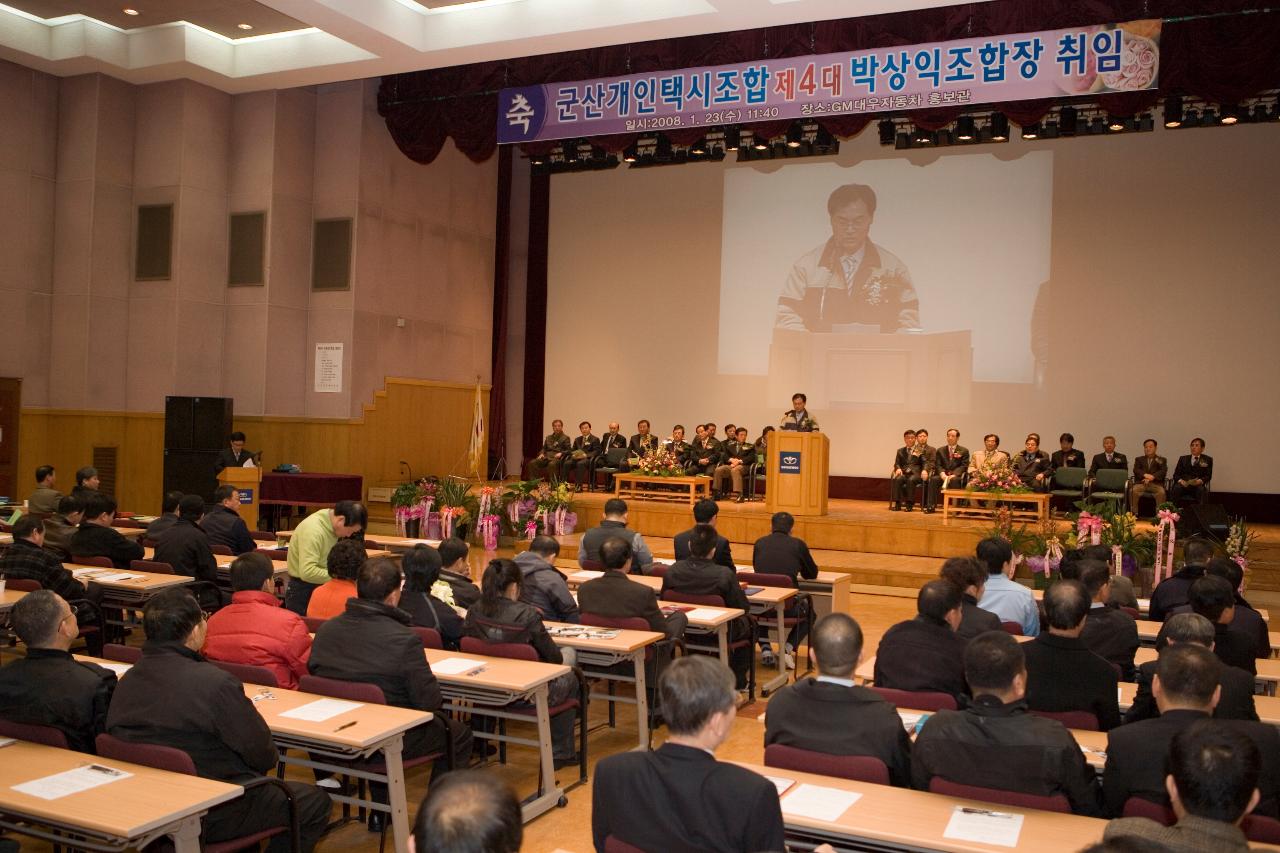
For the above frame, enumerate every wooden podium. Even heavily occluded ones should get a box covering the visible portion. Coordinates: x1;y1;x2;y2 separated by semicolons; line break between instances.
216;466;261;531
766;431;829;517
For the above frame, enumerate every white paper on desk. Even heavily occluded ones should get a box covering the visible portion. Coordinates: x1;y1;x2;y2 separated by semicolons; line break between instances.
684;608;725;621
95;572;139;582
430;658;486;676
279;698;362;722
780;783;862;821
571;571;604;581
12;764;134;800
98;662;132;677
942;806;1024;847
71;569;103;579
764;775;795;797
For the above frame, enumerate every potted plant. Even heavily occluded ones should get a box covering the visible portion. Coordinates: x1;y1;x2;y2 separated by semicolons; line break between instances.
391;478;437;538
435;477;479;542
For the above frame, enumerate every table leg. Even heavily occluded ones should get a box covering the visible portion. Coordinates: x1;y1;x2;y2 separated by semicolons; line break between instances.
717;623;729;664
383;733;410;853
170;815;203;853
760;601;789;695
520;684;565;822
632;649;649;750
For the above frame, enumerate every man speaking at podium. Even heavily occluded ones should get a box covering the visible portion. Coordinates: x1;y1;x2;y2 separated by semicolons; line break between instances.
214;431;256;474
774;183;919;334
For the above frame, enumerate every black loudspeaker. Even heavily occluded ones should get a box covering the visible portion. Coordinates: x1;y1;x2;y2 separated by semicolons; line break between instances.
162;450;221;503
1182;502;1230;540
165;397;233;451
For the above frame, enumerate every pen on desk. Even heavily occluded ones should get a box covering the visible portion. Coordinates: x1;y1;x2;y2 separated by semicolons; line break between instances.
333;721;357;732
466;666;488;677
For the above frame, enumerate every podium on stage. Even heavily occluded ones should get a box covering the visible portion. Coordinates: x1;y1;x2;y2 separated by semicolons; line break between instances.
217;466;262;531
766;430;829;517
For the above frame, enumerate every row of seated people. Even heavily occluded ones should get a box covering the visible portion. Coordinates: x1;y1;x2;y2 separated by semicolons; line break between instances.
889;430;1215;514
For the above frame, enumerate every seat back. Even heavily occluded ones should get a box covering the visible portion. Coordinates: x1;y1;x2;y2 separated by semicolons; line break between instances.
113;519;144;530
1052;467;1086;489
1093;468;1129;492
210;659;280;687
1120;606;1140;619
581;613;650;632
96;733;196;775
210;544;234;557
1121;796;1174;825
765;743;889;785
598;447;628;469
72;556;114;569
412;626;444;650
250;530;277;542
869;686;958;712
460;636;538;662
929;777;1071;813
738;572;796;589
580;559;604;571
3;578;41;592
0;718;70;749
364;540;383;551
1029;709;1099;731
303;616;327;634
103;643;142;664
604;836;646;853
661;590;724;607
1000;621;1024;636
298;674;387;704
649;564;668;578
130;559;174;575
1244;815;1280;844
262;548;289;561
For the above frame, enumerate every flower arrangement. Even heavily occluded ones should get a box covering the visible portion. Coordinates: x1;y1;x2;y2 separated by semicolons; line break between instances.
474;485;502;551
1222;516;1259;574
1068;499;1155;573
434;477;480;541
500;478;577;538
631;446;687;477
982;508;1066;587
1153;503;1180;585
967;458;1029;494
392;478;438;537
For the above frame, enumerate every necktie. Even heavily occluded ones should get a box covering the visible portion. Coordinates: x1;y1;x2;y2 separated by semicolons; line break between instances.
1107;455;1112;463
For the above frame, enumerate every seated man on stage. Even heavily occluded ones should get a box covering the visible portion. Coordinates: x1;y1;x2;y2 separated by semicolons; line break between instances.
713;427;756;502
565;421;600;489
1011;433;1052;492
625;419;659;469
690;423;721;476
931;428;969;507
526;419;571;480
1052;433;1086;472
1130;438;1168;515
890;429;924;512
913;428;939;512
1170;437;1213;504
665;424;693;470
1088;435;1128;479
969;433;1010;477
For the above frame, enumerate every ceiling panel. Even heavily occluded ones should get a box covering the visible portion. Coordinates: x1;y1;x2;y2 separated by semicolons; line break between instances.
5;0;307;38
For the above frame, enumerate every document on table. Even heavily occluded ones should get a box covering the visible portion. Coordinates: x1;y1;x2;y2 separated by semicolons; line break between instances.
684;608;727;621
98;662;133;677
764;775;795;796
942;806;1024;847
95;572;141;583
279;698;363;722
780;783;862;821
571;571;604;581
12;764;134;800
430;657;487;676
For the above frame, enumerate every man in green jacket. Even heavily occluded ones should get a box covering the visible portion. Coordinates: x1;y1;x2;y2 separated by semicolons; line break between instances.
283;500;367;616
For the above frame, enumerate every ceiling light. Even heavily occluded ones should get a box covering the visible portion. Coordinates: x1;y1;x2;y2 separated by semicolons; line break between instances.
785;122;803;148
622;144;637;163
1021;122;1040;140
723;127;741;151
237;23;253;31
122;8;140;15
1220;104;1240;125
1163;96;1183;128
989;113;1009;142
690;137;707;155
1107;115;1125;131
752;135;769;151
955;116;976;141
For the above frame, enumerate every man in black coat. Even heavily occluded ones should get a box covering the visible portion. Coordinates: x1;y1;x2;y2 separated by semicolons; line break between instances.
1123;613;1257;724
752;511;819;583
1022;579;1121;730
890;429;925;511
1169;437;1213;504
874;580;967;700
578;536;686;640
938;556;1001;640
201;485;258;555
1072;560;1140;680
0;590;116;753
213;431;256;474
153;495;219;584
765;613;911;787
673;499;734;569
1088;435;1128;478
106;587;332;851
144;491;182;542
930;428;970;506
69;493;144;569
1189;575;1257;675
1148;538;1214;622
1050;432;1086;472
1208;557;1270;660
1104;643;1280;818
0;517;91;603
592;656;785;853
578;499;654;574
436;538;481;610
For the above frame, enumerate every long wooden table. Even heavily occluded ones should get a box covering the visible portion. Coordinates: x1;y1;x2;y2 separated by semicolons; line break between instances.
0;740;242;853
1134;646;1280;695
1133;618;1280;656
0;587;26;612
943;490;1050;524
613;473;712;506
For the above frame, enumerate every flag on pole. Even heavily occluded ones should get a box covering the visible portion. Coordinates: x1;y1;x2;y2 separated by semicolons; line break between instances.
468;380;485;478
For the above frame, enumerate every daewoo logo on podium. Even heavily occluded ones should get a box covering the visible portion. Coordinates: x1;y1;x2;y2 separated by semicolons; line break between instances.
780;453;802;474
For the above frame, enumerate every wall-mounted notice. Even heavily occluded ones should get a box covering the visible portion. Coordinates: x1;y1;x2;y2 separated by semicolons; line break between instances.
315;343;343;393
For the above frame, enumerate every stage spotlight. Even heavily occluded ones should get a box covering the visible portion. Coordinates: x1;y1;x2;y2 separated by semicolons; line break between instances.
1137;114;1153;132
724;127;741;150
1021;122;1040;139
562;141;579;163
753;135;769;150
936;129;952;146
1107;115;1125;131
955;116;976;141
1220;104;1240;125
1059;106;1078;136
1251;104;1270;122
1182;108;1201;128
1090;116;1107;134
654;134;673;160
1202;107;1218;125
1164;95;1183;128
813;125;835;153
785;122;804;148
989;112;1009;141
894;132;910;150
912;125;931;144
622;144;638;163
878;119;896;145
690;137;707;155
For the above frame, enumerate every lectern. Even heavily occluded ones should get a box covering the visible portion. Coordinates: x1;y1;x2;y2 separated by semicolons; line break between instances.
216;466;262;531
766;431;829;517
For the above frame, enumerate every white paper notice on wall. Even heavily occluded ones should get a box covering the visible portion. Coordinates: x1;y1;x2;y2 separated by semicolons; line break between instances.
315;343;343;393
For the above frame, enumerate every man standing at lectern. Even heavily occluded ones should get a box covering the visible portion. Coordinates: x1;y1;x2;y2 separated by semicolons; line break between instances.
775;184;918;333
780;393;818;431
214;432;255;474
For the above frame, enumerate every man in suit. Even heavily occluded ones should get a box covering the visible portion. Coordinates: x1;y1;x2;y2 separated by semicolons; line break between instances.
751;511;818;669
69;493;144;569
912;429;940;512
579;498;654;574
1011;433;1052;492
765;613;912;786
598;422;627;456
689;423;722;476
1070;559;1140;680
526;420;571;479
938;556;1001;640
213;431;255;474
1105;721;1264;852
673;499;734;569
975;536;1040;636
874;580;967;700
1208;557;1270;659
712;427;756;502
1170;437;1213;504
1022;579;1121;730
968;433;1010;477
592;655;785;853
912;630;1102;816
929;428;969;507
27;465;62;515
1189;575;1256;674
1149;538;1214;622
1130;438;1169;515
200;485;258;555
665;424;693;470
41;495;84;560
1088;435;1128;478
153;495;219;585
145;491;183;542
1123;613;1258;724
661;524;754;690
1051;433;1087;472
579;536;686;639
890;429;924;512
565;421;601;489
626;419;659;461
587;422;629;490
1103;643;1280;818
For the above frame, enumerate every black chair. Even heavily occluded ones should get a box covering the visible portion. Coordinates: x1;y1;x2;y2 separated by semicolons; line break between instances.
591;447;629;492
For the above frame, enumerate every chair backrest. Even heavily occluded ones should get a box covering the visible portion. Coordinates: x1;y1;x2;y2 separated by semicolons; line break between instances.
460;636;538;662
412;626;444;650
603;836;645;853
102;643;142;664
649;564;668;577
298;674;387;704
580;559;604;571
209;544;234;557
250;530;277;542
0;718;70;749
210;659;280;687
1094;468;1129;490
929;777;1071;813
130;559;174;575
2;578;42;592
1052;467;1087;489
72;555;114;569
1029;709;1100;731
1000;621;1024;636
262;548;289;561
1244;815;1280;844
113;519;144;529
738;572;796;589
765;743;889;785
364;540;383;551
869;686;958;712
1120;606;1140;619
1121;796;1175;825
600;447;628;467
581;613;650;632
96;733;196;775
661;590;724;607
302;616;327;634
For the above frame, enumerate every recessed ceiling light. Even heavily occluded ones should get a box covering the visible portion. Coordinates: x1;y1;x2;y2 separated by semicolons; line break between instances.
237;22;253;30
122;7;140;14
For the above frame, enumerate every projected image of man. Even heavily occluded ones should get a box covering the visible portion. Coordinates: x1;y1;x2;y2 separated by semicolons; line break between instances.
775;183;918;333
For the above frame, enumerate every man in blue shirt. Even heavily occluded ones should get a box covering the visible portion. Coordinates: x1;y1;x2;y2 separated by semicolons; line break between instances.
976;537;1040;636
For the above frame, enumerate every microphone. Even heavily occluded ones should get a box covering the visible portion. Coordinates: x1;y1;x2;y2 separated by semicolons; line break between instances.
400;460;414;481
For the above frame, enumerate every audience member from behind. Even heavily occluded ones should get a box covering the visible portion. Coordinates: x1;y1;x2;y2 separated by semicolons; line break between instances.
28;464;62;515
874;579;968;700
1106;721;1264;852
1067;544;1139;608
765;613;912;786
578;498;654;574
752;511;819;584
283;500;367;616
106;587;332;851
306;538;365;620
71;466;100;500
912;631;1102;815
0;590;116;753
578;535;687;640
202;552;311;689
309;558;471;830
69;493;144;569
412;769;522;853
1022;579;1121;730
674;499;735;568
592;656;785;853
201;485;258;555
153;494;219;584
1149;538;1213;622
145;491;184;541
1207;556;1270;660
0;516;93;605
1103;643;1280;819
435;538;481;609
938;556;1001;640
514;535;580;623
975;536;1039;636
1188;574;1256;674
41;495;85;560
398;545;464;649
1072;559;1140;680
1125;613;1257;724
